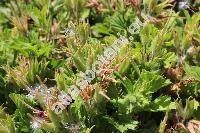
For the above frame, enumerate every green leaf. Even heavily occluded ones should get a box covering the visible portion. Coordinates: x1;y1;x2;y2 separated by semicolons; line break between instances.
9;93;31;112
80;9;90;19
133;70;171;94
72;55;86;72
184;63;200;81
149;96;176;112
0;107;16;133
104;116;138;132
114;72;133;92
91;23;110;36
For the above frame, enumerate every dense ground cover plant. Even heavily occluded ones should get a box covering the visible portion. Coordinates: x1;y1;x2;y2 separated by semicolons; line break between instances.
0;0;199;132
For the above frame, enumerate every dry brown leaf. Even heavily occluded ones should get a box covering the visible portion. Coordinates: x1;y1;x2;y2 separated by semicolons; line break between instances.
187;120;200;133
